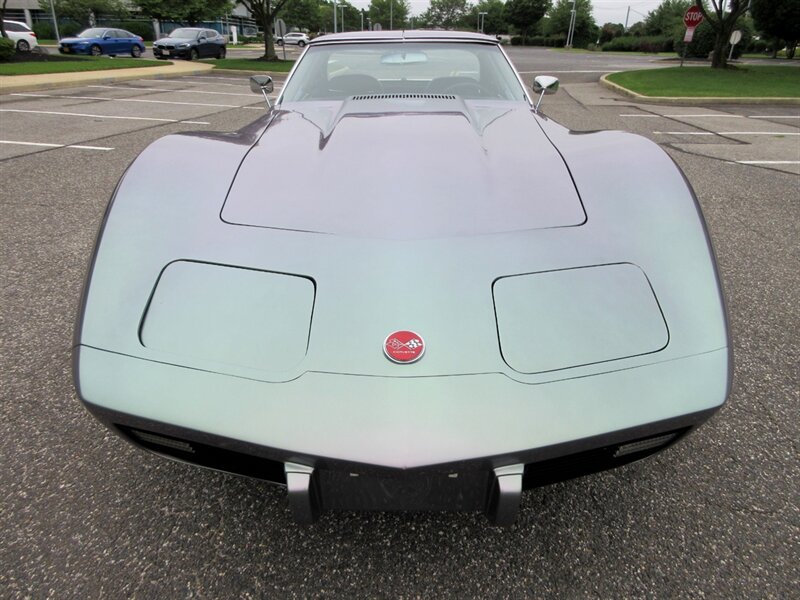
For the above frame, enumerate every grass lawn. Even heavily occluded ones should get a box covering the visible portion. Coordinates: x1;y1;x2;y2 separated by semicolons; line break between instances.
200;58;295;72
0;55;166;76
606;65;800;97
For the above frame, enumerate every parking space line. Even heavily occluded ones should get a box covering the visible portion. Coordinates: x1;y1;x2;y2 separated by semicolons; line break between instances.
621;114;744;118
180;75;254;83
735;160;800;165
0;140;113;151
654;131;800;136
623;114;799;121
88;84;254;97
0;108;209;125
11;92;256;110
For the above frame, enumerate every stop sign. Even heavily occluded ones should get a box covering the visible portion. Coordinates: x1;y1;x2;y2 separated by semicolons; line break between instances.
684;6;704;28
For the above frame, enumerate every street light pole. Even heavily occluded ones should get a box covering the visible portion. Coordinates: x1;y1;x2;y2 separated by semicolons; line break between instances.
565;0;577;48
340;5;345;32
49;0;60;41
333;0;338;33
390;0;393;30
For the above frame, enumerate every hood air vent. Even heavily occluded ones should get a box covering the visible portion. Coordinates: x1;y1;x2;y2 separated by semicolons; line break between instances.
351;93;457;101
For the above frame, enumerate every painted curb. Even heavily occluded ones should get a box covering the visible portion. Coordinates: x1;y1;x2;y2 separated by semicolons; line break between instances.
0;62;215;93
600;73;800;105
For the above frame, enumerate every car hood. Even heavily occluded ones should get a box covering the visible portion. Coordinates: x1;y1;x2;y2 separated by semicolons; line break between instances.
222;99;586;239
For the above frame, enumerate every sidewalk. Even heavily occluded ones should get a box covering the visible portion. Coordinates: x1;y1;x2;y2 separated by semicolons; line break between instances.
0;60;215;93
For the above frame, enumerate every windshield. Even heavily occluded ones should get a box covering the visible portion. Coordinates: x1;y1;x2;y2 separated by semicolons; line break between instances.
78;29;107;38
169;28;199;39
280;42;527;102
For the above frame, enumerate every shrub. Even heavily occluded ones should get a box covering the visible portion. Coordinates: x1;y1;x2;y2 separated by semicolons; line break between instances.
33;22;55;40
60;22;83;37
510;35;523;46
110;21;156;41
0;37;14;61
673;21;715;58
602;35;673;53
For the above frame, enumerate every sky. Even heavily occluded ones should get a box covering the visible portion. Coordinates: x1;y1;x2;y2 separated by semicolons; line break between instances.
346;0;666;27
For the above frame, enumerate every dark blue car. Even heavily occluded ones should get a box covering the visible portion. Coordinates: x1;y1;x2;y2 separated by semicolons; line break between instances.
58;28;145;57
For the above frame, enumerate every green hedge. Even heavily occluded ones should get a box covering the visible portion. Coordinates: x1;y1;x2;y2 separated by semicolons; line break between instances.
602;36;673;53
108;21;156;41
511;35;566;47
0;37;15;61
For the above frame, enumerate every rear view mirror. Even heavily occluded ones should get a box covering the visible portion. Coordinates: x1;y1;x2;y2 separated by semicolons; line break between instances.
380;51;428;65
532;75;559;95
250;75;274;95
250;75;274;108
531;75;559;113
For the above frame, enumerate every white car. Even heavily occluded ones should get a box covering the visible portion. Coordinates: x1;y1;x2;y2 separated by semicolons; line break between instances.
2;20;38;52
277;32;309;47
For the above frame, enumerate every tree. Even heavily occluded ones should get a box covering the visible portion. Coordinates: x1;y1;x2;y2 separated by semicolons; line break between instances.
133;0;232;25
547;0;597;48
505;0;550;42
691;0;748;68
1;0;9;39
420;0;470;30
283;0;323;32
751;0;799;59
599;22;624;44
368;0;410;30
643;0;690;36
462;0;509;34
238;0;293;60
39;0;128;27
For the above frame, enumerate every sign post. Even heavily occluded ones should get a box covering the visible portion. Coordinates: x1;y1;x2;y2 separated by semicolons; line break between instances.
728;29;742;61
681;6;704;67
275;18;287;60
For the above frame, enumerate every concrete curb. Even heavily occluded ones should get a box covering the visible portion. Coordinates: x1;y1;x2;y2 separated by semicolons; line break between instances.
599;74;800;105
0;61;215;93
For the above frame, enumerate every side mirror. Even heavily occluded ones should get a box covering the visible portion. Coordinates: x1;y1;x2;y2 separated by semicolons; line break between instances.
198;36;206;42
531;75;559;112
250;75;274;108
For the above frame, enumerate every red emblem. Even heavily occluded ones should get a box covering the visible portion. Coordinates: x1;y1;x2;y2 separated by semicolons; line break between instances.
383;330;425;364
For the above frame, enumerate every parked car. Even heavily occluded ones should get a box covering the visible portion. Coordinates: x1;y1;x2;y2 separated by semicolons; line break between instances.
153;28;226;60
2;19;38;52
276;32;309;46
74;31;730;526
58;28;145;57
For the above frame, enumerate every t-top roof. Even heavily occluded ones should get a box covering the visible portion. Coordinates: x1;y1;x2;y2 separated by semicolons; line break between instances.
309;30;500;45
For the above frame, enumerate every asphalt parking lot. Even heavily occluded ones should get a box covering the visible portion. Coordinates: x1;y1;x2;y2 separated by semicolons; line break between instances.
1;49;798;597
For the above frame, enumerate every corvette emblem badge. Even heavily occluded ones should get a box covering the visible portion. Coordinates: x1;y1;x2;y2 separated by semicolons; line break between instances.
384;330;425;364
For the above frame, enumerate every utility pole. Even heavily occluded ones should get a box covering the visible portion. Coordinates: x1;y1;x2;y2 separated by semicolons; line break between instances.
624;6;630;31
390;0;393;30
340;5;345;31
361;10;364;31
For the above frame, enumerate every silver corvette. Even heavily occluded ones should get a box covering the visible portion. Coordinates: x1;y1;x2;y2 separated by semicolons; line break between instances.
74;31;730;525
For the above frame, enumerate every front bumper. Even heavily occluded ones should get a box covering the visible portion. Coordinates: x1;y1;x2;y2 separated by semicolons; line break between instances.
75;345;728;523
153;47;191;58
